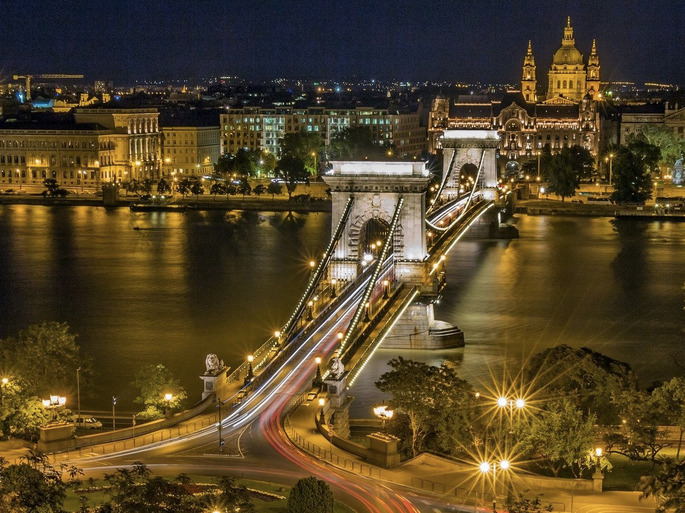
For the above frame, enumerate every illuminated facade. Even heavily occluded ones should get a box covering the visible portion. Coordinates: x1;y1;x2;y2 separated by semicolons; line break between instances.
220;106;425;157
161;125;220;178
0;120;115;189
545;17;601;102
73;107;161;182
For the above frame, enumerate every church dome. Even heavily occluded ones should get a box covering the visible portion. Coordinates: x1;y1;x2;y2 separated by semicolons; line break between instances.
552;45;584;66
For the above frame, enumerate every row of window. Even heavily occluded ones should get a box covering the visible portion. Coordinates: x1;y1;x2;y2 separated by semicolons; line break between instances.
0;169;97;180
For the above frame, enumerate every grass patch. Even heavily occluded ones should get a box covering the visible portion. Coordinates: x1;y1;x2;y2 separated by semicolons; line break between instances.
602;454;653;491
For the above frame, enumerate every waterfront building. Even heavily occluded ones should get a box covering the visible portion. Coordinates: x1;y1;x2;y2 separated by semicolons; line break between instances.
73;107;161;182
0;116;114;190
161;123;220;179
220;105;425;158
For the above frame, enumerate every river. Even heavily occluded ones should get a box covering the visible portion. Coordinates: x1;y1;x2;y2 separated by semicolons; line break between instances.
0;205;683;414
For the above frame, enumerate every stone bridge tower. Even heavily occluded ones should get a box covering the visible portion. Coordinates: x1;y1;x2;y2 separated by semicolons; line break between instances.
440;129;500;201
322;161;431;285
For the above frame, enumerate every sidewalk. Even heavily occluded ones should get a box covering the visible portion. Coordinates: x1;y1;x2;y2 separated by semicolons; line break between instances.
285;397;656;512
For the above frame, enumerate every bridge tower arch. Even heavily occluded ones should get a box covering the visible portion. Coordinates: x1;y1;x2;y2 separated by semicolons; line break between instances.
322;161;431;285
440;129;500;202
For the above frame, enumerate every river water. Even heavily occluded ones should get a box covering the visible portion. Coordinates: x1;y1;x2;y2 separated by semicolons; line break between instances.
0;205;683;414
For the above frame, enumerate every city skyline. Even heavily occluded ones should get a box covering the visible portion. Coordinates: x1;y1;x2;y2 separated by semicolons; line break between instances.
1;0;683;85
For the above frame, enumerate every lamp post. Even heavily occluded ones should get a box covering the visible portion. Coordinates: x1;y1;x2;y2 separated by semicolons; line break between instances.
76;367;81;426
164;393;173;417
330;278;337;298
307;300;314;321
245;355;254;385
274;330;281;348
217;397;224;452
42;395;66;422
479;459;510;513
383;279;389;299
311;151;317;175
608;152;614;187
373;402;394;429
132;414;136;446
112;395;117;431
313;356;323;388
318;397;326;424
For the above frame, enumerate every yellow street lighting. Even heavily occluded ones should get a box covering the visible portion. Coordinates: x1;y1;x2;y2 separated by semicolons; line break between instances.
164;393;173;402
497;396;508;408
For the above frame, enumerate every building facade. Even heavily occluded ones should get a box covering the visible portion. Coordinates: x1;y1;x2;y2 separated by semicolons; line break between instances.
161;125;220;178
73;107;161;182
220;106;426;158
0;121;113;189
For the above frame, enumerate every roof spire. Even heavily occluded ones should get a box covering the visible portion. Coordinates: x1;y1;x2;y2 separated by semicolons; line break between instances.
562;16;575;46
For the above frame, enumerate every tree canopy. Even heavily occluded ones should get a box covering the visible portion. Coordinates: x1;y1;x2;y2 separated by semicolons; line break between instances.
132;364;187;420
286;476;334;513
610;143;655;204
375;357;475;457
327;126;394;161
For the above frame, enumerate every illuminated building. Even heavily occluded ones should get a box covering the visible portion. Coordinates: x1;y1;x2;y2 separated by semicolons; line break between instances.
161;124;220;178
428;16;600;173
220;106;425;157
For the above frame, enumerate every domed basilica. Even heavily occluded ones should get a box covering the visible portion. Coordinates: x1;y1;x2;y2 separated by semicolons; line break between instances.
428;17;601;168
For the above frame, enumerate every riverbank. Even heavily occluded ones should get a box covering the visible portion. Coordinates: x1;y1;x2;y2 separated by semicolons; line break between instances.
516;198;685;219
0;192;332;213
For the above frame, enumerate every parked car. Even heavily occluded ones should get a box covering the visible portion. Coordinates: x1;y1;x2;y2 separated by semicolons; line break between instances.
74;417;102;429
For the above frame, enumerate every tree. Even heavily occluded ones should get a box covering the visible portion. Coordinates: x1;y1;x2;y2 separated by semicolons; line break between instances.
139;178;154;196
253;184;266;197
0;451;74;513
375;357;475;458
0;322;89;398
610;144;654;205
606;389;670;464
132;364;187;420
123;179;138;196
635;125;685;172
190;180;204;198
156;178;171;196
651;377;685;459
328;126;393;161
103;462;203;513
279;132;323;174
524;345;637;425
236;178;252;198
266;181;283;198
519;398;598;477
215;475;255;513
42;178;60;197
637;459;685;513
176;178;191;197
275;155;308;201
566;145;595;182
545;148;581;201
210;182;227;198
286;476;334;513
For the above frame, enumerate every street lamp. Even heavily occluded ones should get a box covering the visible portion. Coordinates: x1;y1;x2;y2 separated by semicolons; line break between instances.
605;152;615;186
217;397;224;452
479;459;510;513
318;397;326;424
372;402;394;429
307;300;314;321
383;279;389;299
330;278;337;298
42;395;66;422
313;356;323;388
76;367;81;426
164;393;173;417
245;355;254;385
112;395;117;431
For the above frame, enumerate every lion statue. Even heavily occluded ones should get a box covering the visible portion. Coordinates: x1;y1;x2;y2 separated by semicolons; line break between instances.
205;353;223;375
329;357;345;379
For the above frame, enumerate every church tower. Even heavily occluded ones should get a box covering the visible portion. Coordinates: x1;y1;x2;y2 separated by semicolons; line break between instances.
586;39;601;100
521;40;537;103
548;16;586;101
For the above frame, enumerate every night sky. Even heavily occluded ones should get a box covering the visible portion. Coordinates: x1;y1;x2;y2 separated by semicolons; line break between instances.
2;0;683;85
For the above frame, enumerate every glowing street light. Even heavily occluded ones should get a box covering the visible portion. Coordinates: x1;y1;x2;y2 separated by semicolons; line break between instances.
373;402;394;429
42;395;66;422
479;458;511;512
313;356;323;388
